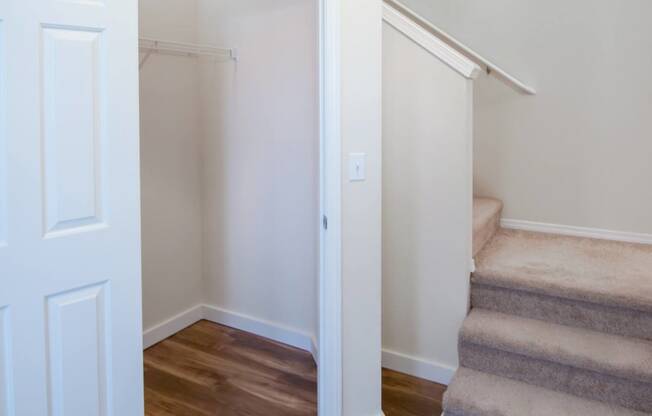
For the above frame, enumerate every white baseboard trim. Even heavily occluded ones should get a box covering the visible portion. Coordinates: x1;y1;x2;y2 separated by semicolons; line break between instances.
310;336;319;364
202;304;314;353
501;219;652;245
143;305;204;349
382;349;456;386
143;303;318;362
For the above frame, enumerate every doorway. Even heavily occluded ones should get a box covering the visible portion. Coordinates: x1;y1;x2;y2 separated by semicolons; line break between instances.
138;0;321;414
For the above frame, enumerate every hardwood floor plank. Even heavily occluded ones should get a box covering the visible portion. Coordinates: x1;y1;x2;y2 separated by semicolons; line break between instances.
382;368;446;416
144;320;445;416
145;365;226;415
173;321;316;381
146;363;312;416
145;386;211;416
145;321;317;415
146;337;316;403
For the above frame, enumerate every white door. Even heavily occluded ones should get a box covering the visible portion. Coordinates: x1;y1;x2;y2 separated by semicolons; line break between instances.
0;0;143;415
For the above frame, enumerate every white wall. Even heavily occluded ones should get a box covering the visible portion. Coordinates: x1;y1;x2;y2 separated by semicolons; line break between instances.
196;0;320;340
139;0;205;331
382;21;473;384
400;0;652;234
340;1;383;414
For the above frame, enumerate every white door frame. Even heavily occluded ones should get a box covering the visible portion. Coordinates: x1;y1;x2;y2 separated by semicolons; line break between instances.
318;0;342;415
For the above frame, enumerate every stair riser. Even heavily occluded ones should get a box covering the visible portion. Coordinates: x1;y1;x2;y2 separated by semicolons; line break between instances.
460;342;652;413
473;212;501;258
471;284;652;341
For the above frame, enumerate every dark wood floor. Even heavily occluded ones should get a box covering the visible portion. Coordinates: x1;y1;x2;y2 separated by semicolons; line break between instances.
144;320;445;416
382;368;445;416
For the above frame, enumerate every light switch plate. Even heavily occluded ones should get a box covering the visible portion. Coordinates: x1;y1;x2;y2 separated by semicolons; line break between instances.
349;153;366;182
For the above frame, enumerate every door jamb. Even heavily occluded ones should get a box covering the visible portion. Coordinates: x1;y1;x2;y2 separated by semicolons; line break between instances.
318;0;343;414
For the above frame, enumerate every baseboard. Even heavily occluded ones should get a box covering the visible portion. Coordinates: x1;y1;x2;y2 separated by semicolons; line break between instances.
382;349;456;386
310;336;319;364
501;219;652;245
143;305;204;349
201;304;315;353
143;304;318;362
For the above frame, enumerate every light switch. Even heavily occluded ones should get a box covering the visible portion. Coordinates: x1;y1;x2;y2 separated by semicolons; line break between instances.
349;153;366;182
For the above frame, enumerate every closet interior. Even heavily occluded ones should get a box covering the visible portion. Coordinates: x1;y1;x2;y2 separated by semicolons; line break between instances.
138;0;320;413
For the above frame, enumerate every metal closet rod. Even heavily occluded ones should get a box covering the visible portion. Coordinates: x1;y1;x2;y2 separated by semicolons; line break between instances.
139;37;238;69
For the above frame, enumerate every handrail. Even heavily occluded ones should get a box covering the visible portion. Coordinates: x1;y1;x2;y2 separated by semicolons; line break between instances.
383;0;536;95
383;3;481;80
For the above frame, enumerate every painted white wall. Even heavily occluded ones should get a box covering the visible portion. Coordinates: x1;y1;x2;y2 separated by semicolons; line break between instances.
139;0;205;331
382;21;474;384
398;0;652;234
340;1;383;414
196;0;320;340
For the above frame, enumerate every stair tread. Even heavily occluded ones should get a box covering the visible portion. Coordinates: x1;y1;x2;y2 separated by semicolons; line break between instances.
474;228;652;313
461;309;652;384
443;367;649;416
472;197;503;257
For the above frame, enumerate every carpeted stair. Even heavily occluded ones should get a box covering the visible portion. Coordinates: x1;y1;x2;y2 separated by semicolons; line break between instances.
444;200;652;415
444;368;650;416
472;197;503;258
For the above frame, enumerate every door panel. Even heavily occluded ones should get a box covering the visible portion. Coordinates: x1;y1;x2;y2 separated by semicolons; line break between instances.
41;25;106;238
46;282;110;416
2;0;143;414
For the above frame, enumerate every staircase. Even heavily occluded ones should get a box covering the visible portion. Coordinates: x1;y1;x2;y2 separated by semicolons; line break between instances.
444;197;652;415
472;197;503;258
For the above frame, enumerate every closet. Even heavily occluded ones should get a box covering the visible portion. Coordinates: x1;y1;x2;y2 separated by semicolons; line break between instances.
138;0;320;411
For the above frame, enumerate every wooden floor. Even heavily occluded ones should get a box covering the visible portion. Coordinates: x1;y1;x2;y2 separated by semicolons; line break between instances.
144;320;445;416
382;368;445;416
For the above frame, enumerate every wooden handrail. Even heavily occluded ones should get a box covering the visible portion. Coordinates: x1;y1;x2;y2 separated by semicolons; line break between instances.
384;0;536;95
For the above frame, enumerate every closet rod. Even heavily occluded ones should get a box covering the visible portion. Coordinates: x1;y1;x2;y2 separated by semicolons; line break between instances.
139;37;237;69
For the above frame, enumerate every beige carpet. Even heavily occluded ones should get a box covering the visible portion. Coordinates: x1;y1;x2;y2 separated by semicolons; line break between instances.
443;368;649;416
474;229;652;312
444;222;652;415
